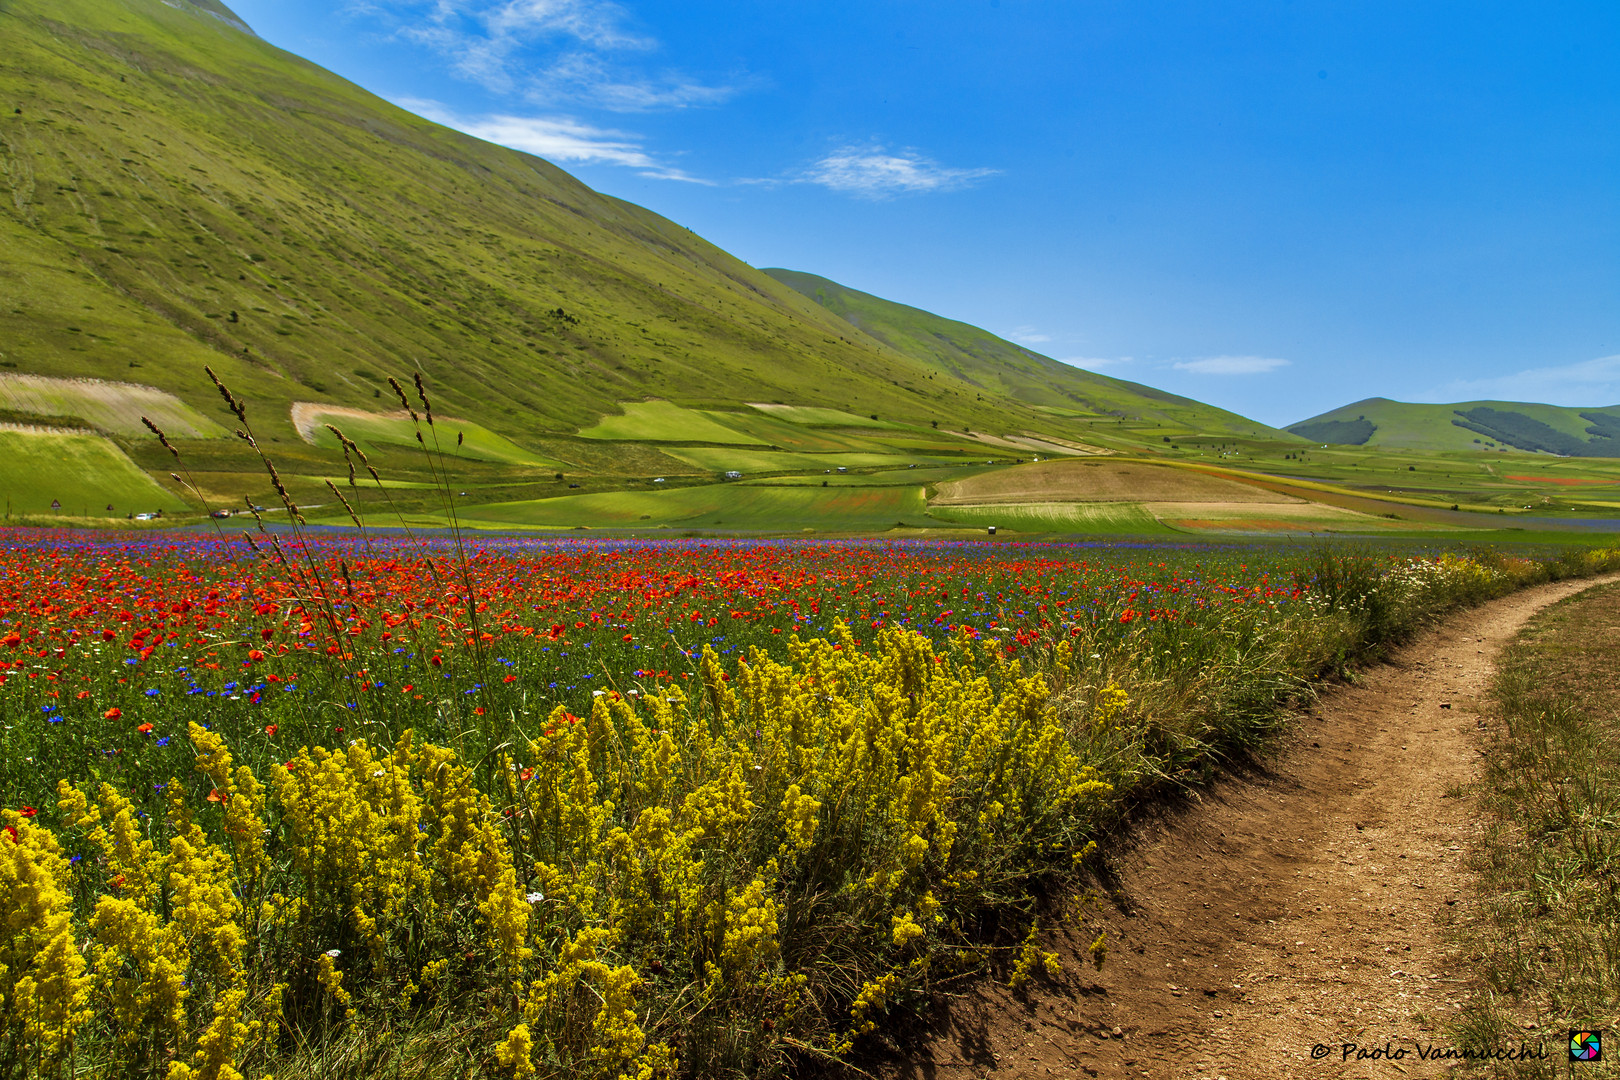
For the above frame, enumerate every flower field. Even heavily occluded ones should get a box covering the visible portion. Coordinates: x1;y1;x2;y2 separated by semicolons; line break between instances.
3;531;1616;1079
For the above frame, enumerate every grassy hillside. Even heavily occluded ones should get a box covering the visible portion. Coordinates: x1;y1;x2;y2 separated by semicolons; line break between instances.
763;268;1297;441
1290;398;1620;456
0;0;1096;450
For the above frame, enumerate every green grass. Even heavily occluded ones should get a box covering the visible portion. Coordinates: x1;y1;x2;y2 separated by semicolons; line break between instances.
927;500;1175;534
443;482;933;531
300;406;561;466
0;426;187;515
575;400;767;444
738;464;981;486
660;446;939;474
693;408;890;452
1450;578;1620;1075
746;402;910;429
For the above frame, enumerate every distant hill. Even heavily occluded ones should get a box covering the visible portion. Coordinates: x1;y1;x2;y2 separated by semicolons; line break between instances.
763;270;1293;440
1290;398;1620;457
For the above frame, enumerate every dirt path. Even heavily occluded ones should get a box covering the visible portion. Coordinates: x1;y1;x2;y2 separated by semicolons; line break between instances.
877;576;1620;1080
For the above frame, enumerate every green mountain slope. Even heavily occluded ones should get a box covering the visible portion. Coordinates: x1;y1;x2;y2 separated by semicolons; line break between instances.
763;269;1293;440
1291;398;1620;457
0;0;1097;448
1;0;1342;531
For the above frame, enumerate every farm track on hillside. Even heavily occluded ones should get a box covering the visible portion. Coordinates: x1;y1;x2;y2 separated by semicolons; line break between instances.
865;575;1620;1080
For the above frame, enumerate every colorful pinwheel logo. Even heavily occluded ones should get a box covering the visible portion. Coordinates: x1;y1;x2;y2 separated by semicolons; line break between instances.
1568;1030;1602;1063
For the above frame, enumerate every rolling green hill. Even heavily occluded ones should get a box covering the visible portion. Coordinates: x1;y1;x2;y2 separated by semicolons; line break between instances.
1290;398;1620;456
763;269;1297;441
0;0;1091;448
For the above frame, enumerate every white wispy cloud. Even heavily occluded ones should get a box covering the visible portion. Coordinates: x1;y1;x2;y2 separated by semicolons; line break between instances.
804;145;999;199
530;51;741;111
1172;355;1291;376
482;0;652;51
1439;354;1620;405
1008;326;1051;344
381;0;738;110
397;97;711;181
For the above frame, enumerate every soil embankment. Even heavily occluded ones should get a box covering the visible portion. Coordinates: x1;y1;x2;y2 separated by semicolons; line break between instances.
873;576;1619;1080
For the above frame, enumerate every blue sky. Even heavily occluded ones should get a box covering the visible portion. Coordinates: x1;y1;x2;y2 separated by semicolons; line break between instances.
224;0;1618;427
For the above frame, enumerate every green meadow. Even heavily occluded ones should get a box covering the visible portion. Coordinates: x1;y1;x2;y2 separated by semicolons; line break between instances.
0;427;187;517
433;482;934;532
300;406;561;467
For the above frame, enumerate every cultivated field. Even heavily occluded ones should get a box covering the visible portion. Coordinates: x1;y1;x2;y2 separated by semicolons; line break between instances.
0;426;187;518
577;401;772;444
931;459;1296;505
293;404;561;467
0;374;226;439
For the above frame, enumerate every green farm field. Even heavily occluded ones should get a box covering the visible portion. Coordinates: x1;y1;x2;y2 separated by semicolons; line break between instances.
576;400;770;444
927;501;1175;534
0;427;187;516
433;482;934;532
296;404;562;467
660;446;947;475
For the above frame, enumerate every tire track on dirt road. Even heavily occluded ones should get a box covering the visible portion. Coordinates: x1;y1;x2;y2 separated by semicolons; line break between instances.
874;575;1620;1080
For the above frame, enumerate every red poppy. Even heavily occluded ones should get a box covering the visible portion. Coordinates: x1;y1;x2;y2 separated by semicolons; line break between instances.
248;649;265;662
137;723;154;734
19;806;37;818
103;707;122;720
207;789;227;804
503;674;517;683
265;724;278;736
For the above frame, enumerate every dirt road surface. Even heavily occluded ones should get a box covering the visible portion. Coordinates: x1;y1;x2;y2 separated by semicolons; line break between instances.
875;576;1618;1080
